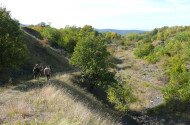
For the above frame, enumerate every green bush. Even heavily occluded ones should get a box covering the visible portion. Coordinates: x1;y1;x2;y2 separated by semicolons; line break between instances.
154;45;167;56
70;37;110;75
134;43;154;58
178;82;190;101
145;54;160;63
70;36;112;90
107;83;136;111
163;55;190;104
163;81;190;104
166;55;189;84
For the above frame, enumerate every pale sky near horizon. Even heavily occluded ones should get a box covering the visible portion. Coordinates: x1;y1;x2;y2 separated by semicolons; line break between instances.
0;0;190;30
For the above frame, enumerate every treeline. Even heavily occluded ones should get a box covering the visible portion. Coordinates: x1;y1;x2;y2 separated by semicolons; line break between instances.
124;26;190;111
29;24;123;54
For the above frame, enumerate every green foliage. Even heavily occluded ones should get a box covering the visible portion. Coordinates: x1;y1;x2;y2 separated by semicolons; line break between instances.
125;33;142;42
70;37;110;75
59;26;80;53
0;7;28;69
70;34;136;111
123;33;143;46
79;25;99;38
41;26;61;46
174;31;190;42
163;55;190;105
128;26;190;108
103;32;121;44
166;55;188;84
134;43;154;58
163;81;190;103
161;33;190;104
107;83;136;111
153;45;167;56
70;34;113;90
30;25;100;54
144;54;160;64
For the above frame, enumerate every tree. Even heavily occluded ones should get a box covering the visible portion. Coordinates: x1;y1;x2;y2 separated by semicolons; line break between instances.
70;37;110;75
0;7;27;69
70;36;114;90
59;26;80;53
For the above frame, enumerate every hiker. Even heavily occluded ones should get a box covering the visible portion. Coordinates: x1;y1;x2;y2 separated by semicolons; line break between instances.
39;65;44;77
33;64;40;79
44;66;51;80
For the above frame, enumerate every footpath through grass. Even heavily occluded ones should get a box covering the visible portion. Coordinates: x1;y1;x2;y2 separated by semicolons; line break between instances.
0;73;139;125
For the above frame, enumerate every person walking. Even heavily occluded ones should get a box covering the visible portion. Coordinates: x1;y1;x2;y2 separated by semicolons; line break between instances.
33;64;40;79
44;66;51;80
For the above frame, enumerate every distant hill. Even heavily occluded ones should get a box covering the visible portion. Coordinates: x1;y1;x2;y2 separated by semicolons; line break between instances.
97;29;146;35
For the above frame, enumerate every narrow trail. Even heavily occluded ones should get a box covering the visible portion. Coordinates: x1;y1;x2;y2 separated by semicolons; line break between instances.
114;46;165;109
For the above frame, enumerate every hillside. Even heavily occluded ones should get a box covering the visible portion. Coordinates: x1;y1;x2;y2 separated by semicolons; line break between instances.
0;29;140;125
1;24;190;124
23;29;71;71
0;29;72;83
1;4;190;125
0;73;125;125
97;29;146;35
117;26;190;124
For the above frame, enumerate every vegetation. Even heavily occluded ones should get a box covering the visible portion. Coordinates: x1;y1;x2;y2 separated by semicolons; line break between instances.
70;32;136;110
107;83;136;111
3;4;190;123
0;74;121;125
123;26;190;113
0;7;28;69
30;25;100;54
134;42;154;58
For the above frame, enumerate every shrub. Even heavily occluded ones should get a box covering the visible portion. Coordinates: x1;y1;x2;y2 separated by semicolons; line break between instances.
134;43;154;58
163;55;190;105
166;55;189;84
70;36;112;90
145;54;160;64
70;37;110;75
107;83;136;111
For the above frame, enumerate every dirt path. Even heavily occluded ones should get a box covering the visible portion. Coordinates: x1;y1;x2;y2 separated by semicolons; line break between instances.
113;46;166;109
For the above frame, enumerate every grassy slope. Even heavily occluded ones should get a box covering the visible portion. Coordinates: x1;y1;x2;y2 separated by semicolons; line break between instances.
0;30;72;83
0;31;140;125
22;31;71;72
0;32;122;124
0;73;122;125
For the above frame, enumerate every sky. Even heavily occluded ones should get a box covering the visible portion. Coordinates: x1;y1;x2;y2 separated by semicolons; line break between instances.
0;0;190;30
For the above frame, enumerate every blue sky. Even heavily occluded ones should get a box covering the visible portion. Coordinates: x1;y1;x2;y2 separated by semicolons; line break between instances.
1;0;190;30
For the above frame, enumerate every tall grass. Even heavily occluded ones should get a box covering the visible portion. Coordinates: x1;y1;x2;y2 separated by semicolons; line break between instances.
0;83;120;125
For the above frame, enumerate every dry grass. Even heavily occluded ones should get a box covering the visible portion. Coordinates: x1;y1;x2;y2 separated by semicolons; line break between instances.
0;74;121;125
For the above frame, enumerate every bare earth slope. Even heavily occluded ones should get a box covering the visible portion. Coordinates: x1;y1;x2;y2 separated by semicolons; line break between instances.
113;46;166;110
